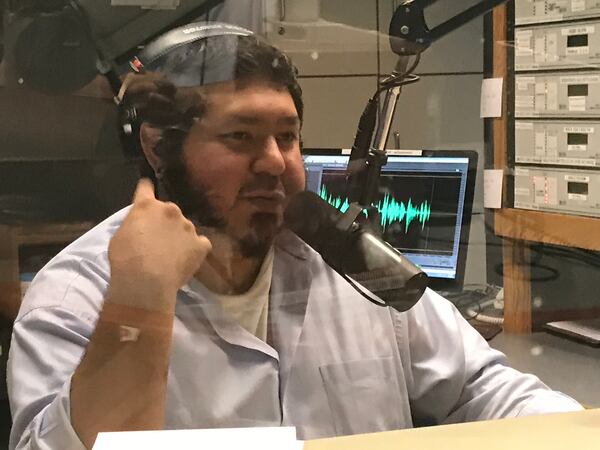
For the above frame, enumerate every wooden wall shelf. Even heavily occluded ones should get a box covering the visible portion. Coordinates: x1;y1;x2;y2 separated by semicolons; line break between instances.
495;209;600;252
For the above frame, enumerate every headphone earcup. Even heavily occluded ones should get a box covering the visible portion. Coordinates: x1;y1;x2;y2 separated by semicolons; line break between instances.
116;101;157;181
117;102;142;159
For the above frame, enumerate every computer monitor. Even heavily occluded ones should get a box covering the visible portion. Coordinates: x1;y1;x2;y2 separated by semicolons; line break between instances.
302;149;478;292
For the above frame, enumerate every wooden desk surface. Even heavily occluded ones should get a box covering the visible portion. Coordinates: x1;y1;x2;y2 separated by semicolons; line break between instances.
305;409;600;450
491;332;600;407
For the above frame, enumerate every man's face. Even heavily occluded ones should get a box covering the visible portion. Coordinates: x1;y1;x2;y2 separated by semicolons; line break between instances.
176;79;305;257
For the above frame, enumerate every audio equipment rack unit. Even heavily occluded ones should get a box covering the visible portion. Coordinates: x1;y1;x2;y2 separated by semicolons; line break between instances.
492;2;600;334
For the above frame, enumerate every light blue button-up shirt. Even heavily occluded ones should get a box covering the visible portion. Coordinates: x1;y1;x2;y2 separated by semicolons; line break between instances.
7;207;582;450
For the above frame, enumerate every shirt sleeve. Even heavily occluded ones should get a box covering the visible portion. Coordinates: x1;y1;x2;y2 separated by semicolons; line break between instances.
8;307;94;450
400;289;583;426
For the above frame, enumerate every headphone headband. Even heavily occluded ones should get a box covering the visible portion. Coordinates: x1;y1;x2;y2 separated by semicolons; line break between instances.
118;22;255;158
131;22;253;73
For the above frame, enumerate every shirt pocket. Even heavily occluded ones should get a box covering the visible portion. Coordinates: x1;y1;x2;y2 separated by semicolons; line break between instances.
319;357;406;436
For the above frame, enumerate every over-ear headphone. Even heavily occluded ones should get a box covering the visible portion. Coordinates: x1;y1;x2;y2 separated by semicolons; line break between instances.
116;22;253;160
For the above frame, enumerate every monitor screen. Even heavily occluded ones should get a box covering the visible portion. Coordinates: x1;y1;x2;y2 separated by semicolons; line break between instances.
302;150;478;291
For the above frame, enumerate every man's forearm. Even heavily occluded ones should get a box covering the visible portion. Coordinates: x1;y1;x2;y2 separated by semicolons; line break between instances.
70;290;175;449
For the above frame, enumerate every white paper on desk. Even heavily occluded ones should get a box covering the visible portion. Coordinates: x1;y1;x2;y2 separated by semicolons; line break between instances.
484;169;503;209
111;0;180;9
480;78;504;118
93;426;303;450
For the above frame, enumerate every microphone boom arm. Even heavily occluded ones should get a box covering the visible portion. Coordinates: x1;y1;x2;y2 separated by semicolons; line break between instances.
390;0;509;55
322;0;511;308
347;0;509;223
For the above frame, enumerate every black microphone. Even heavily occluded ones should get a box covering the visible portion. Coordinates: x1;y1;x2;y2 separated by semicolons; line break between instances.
284;191;428;312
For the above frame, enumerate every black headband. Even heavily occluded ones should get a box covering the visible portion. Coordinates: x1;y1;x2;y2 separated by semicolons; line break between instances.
129;22;253;88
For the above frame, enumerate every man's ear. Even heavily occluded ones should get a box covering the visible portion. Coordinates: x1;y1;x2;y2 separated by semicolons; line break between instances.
139;122;164;173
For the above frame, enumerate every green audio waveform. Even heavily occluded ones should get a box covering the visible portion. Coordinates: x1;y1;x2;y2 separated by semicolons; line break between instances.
319;185;431;232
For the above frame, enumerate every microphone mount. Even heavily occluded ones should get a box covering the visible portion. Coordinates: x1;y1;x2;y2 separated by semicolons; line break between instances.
346;0;509;232
326;0;511;307
389;0;509;57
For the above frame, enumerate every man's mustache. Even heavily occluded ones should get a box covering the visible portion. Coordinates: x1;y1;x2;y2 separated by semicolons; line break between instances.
238;176;285;197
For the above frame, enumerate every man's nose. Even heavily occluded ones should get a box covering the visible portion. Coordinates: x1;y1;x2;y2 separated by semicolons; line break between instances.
252;136;286;176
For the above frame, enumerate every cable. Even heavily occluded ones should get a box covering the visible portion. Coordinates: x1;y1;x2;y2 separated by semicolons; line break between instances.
445;284;505;323
465;297;504;325
377;53;422;95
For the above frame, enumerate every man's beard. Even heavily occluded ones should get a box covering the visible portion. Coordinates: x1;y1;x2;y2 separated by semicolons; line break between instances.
158;163;281;258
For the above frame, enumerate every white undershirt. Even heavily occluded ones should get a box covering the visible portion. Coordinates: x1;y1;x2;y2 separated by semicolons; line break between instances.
212;247;274;341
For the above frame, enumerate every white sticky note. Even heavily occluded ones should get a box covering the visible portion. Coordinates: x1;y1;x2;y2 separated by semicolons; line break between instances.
484;169;503;209
93;427;302;450
480;78;503;118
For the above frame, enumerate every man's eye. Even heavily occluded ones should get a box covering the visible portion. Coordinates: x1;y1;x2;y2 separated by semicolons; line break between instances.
223;132;252;141
277;132;299;144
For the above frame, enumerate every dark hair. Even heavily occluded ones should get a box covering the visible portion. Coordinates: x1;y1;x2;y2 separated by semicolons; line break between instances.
233;34;303;123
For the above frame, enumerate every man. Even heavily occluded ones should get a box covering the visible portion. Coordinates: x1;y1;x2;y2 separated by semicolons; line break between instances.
7;23;581;450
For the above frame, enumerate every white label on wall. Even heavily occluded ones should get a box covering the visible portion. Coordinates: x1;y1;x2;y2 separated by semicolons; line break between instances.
483;169;504;209
572;0;586;12
480;78;503;118
569;96;587;111
564;126;594;133
515;188;531;197
562;25;595;35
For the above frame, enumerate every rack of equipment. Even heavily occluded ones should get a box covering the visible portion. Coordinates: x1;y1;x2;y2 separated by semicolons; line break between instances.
514;0;600;217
